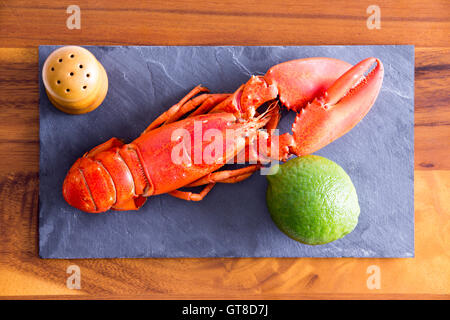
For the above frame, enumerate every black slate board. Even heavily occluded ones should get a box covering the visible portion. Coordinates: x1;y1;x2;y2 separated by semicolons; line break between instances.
39;45;414;258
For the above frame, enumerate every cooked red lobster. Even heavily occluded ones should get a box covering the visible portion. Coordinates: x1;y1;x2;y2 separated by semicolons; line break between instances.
63;57;384;213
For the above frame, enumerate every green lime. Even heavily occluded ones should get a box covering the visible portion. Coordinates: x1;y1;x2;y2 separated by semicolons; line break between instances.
266;155;360;245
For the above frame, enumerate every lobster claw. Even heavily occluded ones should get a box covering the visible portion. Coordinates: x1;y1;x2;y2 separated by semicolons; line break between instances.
290;57;384;155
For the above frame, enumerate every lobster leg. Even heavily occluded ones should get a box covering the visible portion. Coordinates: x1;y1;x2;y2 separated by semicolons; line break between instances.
208;84;248;115
166;93;230;124
145;85;209;132
219;172;253;184
164;94;210;125
169;183;216;201
170;162;257;199
188;94;230;118
186;164;260;187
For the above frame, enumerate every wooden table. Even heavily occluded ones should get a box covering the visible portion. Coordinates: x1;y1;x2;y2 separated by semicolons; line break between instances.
0;0;449;299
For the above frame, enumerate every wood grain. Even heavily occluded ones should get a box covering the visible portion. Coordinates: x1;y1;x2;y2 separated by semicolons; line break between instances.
0;170;449;298
1;47;448;173
0;0;449;299
415;48;450;170
0;0;449;47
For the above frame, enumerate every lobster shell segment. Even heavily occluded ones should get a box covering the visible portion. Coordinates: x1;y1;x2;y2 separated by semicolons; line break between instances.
63;157;116;213
92;149;135;209
291;57;384;155
62;159;97;212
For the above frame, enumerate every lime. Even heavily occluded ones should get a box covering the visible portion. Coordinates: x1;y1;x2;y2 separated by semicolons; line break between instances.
266;155;360;245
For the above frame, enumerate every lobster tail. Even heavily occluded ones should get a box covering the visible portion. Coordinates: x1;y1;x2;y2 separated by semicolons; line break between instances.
63;138;148;213
63;157;116;213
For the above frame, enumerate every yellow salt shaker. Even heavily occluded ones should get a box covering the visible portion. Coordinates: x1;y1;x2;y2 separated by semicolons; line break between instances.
42;46;108;114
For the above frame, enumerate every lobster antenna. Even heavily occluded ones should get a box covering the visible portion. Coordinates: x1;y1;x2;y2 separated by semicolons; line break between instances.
257;101;279;122
256;101;276;119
